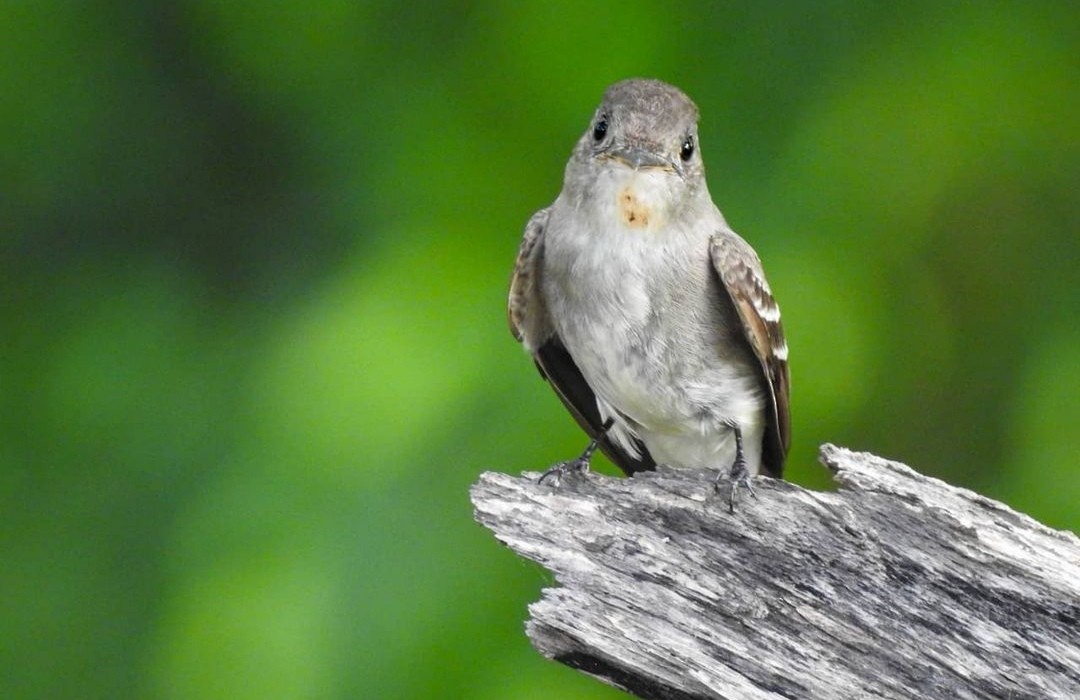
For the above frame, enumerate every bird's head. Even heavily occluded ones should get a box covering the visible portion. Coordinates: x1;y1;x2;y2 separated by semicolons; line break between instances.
565;79;710;231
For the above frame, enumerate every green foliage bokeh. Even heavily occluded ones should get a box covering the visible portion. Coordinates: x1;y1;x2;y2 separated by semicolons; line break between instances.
2;3;1077;699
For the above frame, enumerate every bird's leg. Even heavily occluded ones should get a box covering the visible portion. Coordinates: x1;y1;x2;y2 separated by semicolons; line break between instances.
539;418;615;487
715;420;756;513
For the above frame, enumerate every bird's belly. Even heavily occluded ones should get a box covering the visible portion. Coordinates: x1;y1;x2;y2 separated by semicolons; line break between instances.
579;330;765;471
643;430;737;469
560;306;760;432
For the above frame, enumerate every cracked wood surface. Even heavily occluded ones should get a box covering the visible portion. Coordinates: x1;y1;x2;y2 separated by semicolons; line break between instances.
471;444;1080;699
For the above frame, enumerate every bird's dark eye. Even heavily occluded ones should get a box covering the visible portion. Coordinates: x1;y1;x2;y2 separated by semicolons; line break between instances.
593;115;608;142
680;135;695;161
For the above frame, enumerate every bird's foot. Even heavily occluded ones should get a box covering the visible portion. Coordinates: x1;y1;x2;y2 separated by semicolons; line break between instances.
538;418;613;487
714;454;756;514
538;455;591;487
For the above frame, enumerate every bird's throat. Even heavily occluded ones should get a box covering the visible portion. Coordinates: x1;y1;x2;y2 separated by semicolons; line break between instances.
617;185;651;229
611;172;671;232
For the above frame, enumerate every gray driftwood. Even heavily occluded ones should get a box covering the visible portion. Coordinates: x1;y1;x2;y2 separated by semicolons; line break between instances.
471;444;1080;699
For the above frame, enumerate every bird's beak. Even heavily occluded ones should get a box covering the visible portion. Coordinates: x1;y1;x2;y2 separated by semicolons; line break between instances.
605;146;672;171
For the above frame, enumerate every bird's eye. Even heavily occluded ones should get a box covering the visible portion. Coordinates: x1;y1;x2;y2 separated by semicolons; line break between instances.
680;135;695;161
593;115;608;142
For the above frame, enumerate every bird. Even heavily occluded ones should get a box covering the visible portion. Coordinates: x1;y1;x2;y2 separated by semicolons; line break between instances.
508;78;790;510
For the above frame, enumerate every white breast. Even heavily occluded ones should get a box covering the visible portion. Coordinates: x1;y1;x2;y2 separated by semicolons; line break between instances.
541;172;767;473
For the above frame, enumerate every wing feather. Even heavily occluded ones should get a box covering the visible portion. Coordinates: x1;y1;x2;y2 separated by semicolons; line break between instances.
709;232;791;477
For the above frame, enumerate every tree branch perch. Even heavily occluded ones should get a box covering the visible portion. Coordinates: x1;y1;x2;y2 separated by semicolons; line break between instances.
470;444;1080;699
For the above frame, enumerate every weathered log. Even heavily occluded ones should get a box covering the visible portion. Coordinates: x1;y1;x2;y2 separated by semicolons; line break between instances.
471;444;1080;699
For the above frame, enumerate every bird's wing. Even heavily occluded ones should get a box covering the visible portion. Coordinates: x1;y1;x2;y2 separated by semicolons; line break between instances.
508;209;551;345
709;231;791;478
509;209;655;475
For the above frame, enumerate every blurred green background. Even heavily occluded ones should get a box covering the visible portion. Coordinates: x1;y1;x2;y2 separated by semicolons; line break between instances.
2;2;1077;699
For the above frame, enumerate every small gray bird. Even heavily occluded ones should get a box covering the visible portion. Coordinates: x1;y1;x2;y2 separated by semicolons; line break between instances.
508;78;790;509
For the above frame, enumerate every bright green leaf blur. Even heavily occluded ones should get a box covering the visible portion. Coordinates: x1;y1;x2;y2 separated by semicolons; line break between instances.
2;3;1076;699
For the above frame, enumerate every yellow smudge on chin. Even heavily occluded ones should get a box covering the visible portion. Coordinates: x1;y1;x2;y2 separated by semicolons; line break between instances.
617;186;650;228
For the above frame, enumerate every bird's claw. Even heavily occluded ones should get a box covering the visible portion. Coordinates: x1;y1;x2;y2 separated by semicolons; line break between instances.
539;421;610;487
538;456;591;487
715;456;755;513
